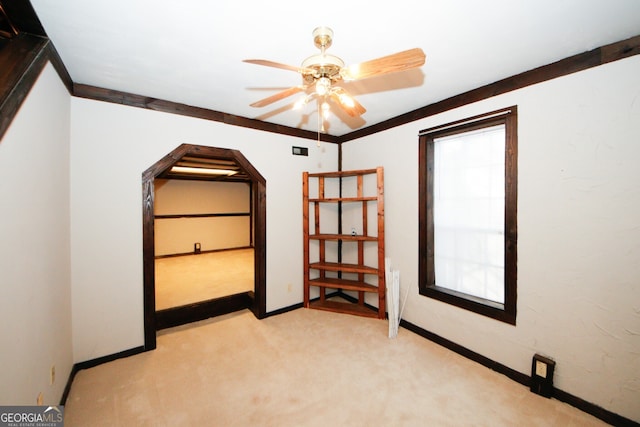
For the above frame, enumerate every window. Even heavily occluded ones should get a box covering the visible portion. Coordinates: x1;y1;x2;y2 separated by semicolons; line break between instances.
418;106;517;324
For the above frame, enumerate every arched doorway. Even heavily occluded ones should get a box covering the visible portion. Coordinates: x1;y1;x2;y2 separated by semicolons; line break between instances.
142;144;266;350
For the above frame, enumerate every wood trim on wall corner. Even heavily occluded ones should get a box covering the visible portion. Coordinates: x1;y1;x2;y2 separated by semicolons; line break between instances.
46;41;73;94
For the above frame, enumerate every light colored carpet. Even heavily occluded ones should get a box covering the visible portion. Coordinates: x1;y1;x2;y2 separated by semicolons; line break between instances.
155;248;254;310
64;308;607;426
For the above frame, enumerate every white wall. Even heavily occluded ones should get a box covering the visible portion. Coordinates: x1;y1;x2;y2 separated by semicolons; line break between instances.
0;64;72;405
69;98;338;362
342;55;640;421
154;179;251;255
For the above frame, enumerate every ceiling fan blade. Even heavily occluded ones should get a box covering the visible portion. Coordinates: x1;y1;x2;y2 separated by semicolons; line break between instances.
329;87;366;117
340;48;426;81
250;86;304;108
243;59;314;74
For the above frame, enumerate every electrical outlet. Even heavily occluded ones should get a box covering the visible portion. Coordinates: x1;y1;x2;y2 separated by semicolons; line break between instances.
287;283;292;292
50;365;55;385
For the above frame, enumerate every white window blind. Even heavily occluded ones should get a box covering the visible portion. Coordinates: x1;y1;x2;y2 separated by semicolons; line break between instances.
433;124;505;303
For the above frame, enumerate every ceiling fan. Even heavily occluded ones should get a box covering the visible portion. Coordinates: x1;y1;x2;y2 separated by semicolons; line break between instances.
243;27;426;124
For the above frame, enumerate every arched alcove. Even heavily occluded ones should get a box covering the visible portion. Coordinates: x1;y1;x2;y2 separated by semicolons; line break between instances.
142;144;266;350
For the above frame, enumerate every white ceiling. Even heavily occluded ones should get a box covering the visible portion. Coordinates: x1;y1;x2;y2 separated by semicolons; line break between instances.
30;0;640;136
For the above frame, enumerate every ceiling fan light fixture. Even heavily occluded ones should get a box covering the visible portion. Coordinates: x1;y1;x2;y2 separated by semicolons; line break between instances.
293;93;316;110
338;92;355;108
321;101;331;119
315;77;331;96
293;96;306;110
340;64;358;81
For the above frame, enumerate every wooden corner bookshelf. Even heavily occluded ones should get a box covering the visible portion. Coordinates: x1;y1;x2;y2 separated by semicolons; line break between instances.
303;167;385;319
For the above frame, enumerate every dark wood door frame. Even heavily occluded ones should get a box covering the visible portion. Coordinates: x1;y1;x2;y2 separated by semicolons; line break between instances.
142;144;266;350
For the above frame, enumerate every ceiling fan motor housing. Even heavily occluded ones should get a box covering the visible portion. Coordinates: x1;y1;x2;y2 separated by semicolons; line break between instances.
312;26;333;49
302;27;345;85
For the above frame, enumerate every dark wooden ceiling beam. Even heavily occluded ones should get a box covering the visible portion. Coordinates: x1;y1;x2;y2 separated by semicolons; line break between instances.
0;4;19;39
339;34;640;143
0;0;46;37
72;83;341;144
0;34;73;141
0;33;47;139
0;0;72;141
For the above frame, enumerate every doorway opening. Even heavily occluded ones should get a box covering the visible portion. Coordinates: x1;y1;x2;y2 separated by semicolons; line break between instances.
142;144;266;350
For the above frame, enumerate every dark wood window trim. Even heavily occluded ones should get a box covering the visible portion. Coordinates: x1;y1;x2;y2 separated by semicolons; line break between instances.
418;106;518;324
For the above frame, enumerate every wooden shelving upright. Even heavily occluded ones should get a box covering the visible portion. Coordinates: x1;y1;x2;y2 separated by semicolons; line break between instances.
303;167;385;319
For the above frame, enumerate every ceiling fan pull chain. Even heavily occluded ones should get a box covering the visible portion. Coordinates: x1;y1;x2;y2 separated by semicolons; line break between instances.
317;99;321;147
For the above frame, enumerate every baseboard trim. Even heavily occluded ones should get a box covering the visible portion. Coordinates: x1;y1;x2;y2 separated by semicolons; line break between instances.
399;319;529;385
552;388;639;427
264;302;303;317
155;246;253;259
59;297;306;407
263;291;343;318
59;365;79;406
156;292;252;330
399;319;639;427
335;290;386;316
60;345;146;406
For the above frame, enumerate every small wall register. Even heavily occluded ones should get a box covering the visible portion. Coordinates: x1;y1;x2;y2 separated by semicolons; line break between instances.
530;354;556;398
0;406;64;427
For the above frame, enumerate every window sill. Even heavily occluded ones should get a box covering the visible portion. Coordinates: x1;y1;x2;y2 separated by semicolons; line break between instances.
420;284;516;325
